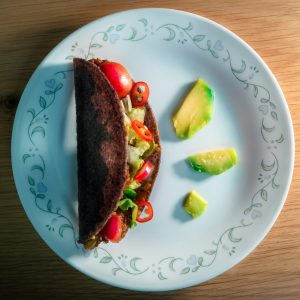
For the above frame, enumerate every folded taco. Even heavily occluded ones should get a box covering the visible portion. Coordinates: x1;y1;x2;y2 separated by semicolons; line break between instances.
74;58;161;249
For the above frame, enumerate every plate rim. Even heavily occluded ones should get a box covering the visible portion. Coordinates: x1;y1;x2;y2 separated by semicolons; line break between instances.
11;7;295;291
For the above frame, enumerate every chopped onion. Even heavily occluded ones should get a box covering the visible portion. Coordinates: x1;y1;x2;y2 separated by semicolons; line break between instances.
122;111;131;125
122;95;132;112
119;99;125;112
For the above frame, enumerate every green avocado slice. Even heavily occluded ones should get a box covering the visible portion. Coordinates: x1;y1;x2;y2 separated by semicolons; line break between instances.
172;79;214;139
184;191;208;218
188;148;238;175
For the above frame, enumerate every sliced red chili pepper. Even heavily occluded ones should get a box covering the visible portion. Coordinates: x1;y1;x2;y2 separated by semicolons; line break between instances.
134;161;153;182
136;200;153;223
130;82;150;107
131;120;154;142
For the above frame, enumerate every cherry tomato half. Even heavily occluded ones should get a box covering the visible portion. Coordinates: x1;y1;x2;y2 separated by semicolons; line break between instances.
100;61;133;99
134;161;154;182
100;213;123;242
136;200;153;223
130;82;150;107
131;120;154;142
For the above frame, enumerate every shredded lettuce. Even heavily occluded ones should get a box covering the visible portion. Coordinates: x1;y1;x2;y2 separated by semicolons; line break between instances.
118;198;135;210
127;145;142;166
127;140;150;169
127;127;139;145
143;140;157;158
118;198;138;228
127;180;141;190
130;158;144;177
127;140;150;166
123;188;137;198
129;107;145;123
135;139;150;156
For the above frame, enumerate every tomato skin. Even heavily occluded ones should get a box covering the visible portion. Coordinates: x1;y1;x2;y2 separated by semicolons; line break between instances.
100;62;133;99
130;82;150;107
134;161;154;182
100;214;123;242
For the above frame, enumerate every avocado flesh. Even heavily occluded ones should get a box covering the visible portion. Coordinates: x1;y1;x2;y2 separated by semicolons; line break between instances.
173;79;214;139
184;191;208;218
188;148;238;175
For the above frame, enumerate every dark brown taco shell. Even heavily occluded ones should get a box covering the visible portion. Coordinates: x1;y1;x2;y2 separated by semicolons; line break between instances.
74;58;161;248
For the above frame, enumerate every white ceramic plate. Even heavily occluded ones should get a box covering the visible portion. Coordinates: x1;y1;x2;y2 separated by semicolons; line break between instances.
12;8;294;291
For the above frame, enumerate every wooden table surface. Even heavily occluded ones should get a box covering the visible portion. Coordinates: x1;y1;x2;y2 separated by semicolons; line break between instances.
1;0;299;298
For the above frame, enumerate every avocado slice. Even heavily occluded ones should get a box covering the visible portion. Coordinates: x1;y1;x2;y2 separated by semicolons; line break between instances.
188;148;238;175
172;79;214;139
184;191;208;218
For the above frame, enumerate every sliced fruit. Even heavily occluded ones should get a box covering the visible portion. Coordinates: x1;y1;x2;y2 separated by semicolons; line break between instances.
184;191;207;218
134;161;153;182
100;61;133;99
188;148;238;175
100;214;123;242
172;79;214;139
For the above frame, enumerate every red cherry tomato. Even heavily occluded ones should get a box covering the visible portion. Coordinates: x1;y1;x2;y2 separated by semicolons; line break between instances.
100;62;133;99
100;214;123;242
131;120;154;142
134;161;154;182
130;82;150;107
136;200;153;223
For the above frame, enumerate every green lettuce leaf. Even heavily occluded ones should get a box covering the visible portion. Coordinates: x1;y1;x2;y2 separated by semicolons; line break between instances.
118;198;138;228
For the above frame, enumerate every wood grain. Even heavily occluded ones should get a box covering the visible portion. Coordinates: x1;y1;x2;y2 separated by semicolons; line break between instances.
1;0;299;299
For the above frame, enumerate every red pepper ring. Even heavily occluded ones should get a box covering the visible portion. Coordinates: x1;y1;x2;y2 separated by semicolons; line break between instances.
136;200;153;223
131;120;154;142
130;81;150;107
134;161;153;182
